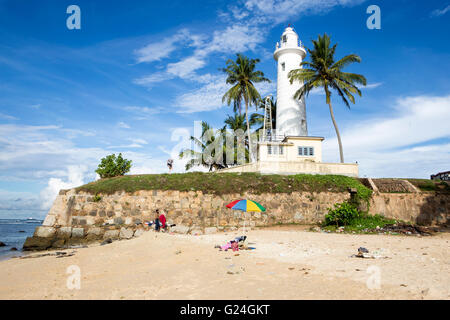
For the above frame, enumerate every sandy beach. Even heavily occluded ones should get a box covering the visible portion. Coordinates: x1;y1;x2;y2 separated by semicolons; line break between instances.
0;227;449;300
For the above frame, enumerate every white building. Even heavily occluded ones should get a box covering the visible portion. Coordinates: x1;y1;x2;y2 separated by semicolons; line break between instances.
219;26;359;177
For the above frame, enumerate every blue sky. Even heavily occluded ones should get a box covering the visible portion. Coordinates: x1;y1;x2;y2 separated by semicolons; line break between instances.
0;0;449;218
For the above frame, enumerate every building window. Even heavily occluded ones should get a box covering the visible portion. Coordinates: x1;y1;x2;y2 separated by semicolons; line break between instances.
282;35;287;43
298;146;314;156
281;62;285;71
268;145;283;155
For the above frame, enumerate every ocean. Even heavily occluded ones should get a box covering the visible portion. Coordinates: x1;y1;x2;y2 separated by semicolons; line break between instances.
0;218;43;260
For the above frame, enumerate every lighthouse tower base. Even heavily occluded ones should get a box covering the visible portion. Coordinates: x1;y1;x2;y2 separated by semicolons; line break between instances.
218;136;359;177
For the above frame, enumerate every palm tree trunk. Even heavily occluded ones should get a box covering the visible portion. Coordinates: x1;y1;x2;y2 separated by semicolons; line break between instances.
245;102;253;162
328;102;344;163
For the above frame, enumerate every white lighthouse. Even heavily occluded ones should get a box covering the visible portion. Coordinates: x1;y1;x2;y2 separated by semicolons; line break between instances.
217;26;359;177
274;26;307;136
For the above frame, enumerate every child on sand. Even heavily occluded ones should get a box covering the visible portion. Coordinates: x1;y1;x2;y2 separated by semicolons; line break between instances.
154;210;161;232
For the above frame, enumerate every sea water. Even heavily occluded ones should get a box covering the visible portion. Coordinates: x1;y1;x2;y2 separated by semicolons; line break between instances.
0;218;42;260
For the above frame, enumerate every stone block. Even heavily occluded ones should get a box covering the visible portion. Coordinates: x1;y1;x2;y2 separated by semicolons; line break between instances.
71;228;85;238
23;237;53;251
119;227;134;239
52;239;66;249
87;227;103;236
42;214;56;227
114;217;124;225
171;225;190;234
104;230;119;239
204;227;217;234
56;227;72;239
134;228;144;238
34;226;56;238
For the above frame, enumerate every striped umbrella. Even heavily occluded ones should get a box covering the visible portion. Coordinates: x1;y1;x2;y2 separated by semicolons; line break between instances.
226;199;266;233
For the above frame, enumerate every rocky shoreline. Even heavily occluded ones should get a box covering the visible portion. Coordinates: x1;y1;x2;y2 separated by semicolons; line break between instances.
22;223;229;251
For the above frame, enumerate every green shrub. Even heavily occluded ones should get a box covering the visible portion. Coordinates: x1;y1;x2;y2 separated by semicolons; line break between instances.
92;194;102;202
95;153;132;179
324;202;360;226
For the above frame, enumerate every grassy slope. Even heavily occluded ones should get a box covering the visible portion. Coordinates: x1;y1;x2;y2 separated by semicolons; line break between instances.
76;172;372;198
407;179;450;193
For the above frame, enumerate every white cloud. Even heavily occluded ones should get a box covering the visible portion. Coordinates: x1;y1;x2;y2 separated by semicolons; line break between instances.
117;121;130;129
206;24;266;54
323;95;450;177
430;5;450;17
175;75;229;113
364;82;383;89
133;72;174;86
134;29;206;64
0;112;18;120
123;105;163;118
167;56;206;78
134;29;187;63
244;0;366;24
175;73;276;113
40;165;89;210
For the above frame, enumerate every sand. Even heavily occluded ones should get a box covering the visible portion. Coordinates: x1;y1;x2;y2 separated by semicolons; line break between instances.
0;227;449;300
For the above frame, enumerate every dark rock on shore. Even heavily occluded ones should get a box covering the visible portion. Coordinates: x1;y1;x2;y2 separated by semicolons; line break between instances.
22;237;53;251
101;238;113;246
10;247;18;251
0;241;5;247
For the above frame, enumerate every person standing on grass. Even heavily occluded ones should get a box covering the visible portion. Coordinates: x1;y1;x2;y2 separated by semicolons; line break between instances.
167;159;173;173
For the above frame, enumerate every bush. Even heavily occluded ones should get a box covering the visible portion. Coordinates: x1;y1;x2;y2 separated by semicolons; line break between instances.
324;201;360;226
95;153;132;179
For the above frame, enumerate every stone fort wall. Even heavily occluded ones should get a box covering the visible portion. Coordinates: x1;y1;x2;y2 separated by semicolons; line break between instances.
23;188;449;251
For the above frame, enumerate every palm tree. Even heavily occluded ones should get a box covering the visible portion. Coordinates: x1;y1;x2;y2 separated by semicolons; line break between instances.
179;121;228;171
224;113;247;132
221;53;270;162
224;113;250;165
250;96;277;132
288;33;366;163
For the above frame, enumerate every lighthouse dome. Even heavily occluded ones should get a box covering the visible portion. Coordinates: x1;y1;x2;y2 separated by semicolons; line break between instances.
280;26;300;48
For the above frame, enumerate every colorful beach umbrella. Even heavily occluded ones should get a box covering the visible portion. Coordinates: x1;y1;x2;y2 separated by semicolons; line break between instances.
226;199;266;212
226;199;266;234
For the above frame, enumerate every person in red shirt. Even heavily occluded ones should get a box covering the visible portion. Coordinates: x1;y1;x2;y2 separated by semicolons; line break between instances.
159;210;167;231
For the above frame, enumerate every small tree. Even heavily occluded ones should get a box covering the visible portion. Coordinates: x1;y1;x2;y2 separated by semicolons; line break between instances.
95;153;132;178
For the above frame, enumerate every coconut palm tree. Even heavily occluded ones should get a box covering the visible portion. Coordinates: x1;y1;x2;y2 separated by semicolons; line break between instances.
250;96;277;132
221;53;270;162
288;33;366;163
224;113;250;165
224;113;247;132
179;121;228;171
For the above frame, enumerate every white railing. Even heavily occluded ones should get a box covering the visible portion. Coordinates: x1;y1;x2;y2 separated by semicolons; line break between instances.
258;129;285;142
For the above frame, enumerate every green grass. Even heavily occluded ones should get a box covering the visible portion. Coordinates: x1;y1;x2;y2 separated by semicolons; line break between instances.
321;214;398;233
76;172;372;198
406;179;450;193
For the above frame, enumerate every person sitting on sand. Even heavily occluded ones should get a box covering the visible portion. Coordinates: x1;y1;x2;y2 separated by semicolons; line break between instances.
154;210;161;232
159;210;167;231
215;236;247;251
